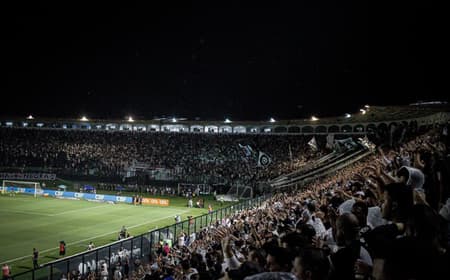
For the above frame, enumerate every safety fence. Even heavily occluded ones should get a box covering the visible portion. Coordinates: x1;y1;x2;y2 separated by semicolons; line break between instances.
11;194;270;280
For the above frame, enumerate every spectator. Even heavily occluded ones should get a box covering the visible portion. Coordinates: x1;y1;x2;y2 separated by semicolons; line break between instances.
329;213;372;280
59;241;66;257
100;264;108;280
87;241;95;251
292;248;330;280
2;263;11;280
265;246;293;273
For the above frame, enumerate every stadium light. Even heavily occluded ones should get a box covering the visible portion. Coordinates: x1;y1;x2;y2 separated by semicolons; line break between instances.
311;116;319;121
26;115;34;120
269;117;276;123
127;116;134;122
360;109;367;115
224;118;232;123
172;117;177;123
345;113;351;118
80;116;89;122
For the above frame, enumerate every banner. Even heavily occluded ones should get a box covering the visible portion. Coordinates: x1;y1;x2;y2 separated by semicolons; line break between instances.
43;190;133;203
0;172;56;180
141;198;170;206
2;187;169;205
2;186;134;203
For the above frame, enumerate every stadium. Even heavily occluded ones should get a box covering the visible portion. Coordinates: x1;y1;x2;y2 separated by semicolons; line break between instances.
2;2;449;280
1;104;450;280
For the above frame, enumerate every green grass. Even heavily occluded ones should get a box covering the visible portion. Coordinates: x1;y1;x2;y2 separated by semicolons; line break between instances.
0;193;233;275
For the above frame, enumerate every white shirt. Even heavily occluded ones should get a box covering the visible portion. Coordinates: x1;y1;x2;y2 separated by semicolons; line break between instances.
113;270;122;280
100;269;108;280
307;216;327;238
189;233;196;245
178;235;185;247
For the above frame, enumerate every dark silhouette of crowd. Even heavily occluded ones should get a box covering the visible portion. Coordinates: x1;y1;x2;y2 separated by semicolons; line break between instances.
121;125;448;280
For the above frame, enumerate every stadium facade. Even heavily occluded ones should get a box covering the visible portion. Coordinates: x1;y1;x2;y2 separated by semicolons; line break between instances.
1;106;449;134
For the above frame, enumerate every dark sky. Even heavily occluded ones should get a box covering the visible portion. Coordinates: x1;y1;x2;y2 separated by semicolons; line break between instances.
1;2;445;121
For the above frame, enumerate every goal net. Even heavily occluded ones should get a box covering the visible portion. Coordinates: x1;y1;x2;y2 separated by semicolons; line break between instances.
1;180;43;197
217;184;253;202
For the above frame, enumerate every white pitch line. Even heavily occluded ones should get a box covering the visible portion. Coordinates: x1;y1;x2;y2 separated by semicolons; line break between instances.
0;204;109;217
49;204;110;216
0;210;188;265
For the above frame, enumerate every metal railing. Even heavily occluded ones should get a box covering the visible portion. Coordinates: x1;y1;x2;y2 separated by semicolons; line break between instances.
11;194;270;280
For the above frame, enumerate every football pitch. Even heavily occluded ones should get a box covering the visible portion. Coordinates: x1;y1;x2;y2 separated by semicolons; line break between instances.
0;194;227;273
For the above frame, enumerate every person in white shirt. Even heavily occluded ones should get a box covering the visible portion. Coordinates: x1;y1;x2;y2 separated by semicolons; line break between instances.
113;266;122;280
100;264;108;280
178;232;185;248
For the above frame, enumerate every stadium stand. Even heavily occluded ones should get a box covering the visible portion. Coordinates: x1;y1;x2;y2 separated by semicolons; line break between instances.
124;124;449;280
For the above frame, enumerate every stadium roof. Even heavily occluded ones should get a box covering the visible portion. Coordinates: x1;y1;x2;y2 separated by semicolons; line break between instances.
2;105;449;126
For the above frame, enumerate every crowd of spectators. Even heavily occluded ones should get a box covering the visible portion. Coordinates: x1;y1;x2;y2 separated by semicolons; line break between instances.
114;125;449;280
0;128;322;187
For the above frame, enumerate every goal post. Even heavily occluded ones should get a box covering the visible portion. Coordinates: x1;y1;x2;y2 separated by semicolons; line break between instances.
1;180;43;197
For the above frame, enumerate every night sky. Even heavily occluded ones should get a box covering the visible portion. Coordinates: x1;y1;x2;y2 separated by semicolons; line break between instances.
1;2;445;121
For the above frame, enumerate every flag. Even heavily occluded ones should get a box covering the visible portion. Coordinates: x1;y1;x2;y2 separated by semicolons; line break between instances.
238;144;254;157
308;137;318;151
398;127;407;144
246;145;254;155
288;144;293;161
326;134;335;149
257;151;272;167
389;124;396;147
335;137;358;151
